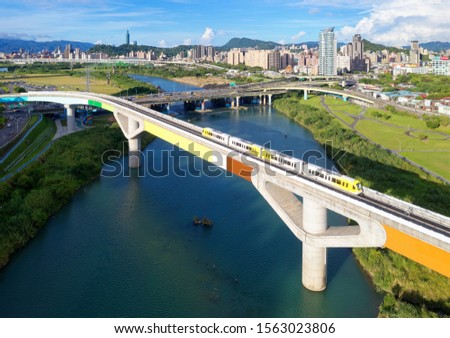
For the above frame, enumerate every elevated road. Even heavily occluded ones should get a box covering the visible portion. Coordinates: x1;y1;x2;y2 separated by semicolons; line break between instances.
132;80;373;107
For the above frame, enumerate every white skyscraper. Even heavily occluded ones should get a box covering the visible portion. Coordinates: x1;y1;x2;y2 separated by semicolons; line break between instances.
318;27;337;76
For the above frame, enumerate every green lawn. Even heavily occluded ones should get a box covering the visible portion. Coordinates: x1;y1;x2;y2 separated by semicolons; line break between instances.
0;73;119;94
324;96;362;115
355;120;449;151
400;151;450;181
301;95;450;182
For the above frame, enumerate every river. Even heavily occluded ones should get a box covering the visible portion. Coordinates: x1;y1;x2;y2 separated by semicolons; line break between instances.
0;76;382;317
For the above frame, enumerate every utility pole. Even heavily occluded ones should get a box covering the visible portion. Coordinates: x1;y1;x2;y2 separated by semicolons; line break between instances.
86;66;90;92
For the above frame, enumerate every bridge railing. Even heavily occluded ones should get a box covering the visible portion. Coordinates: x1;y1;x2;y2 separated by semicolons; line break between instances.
364;188;450;231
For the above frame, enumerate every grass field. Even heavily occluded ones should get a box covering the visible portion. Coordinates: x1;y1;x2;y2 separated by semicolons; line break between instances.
302;95;450;181
400;151;450;180
0;73;118;94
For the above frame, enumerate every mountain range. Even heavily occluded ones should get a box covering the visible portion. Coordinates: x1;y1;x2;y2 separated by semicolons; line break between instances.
0;37;449;54
0;39;94;53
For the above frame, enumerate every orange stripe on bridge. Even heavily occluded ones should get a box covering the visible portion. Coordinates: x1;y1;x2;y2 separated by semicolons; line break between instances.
383;224;450;278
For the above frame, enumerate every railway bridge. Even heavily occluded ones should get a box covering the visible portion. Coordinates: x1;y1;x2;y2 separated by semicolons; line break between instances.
1;91;449;292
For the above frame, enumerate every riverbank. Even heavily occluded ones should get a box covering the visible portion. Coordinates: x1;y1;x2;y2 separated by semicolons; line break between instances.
273;94;450;318
0;126;154;269
171;76;229;88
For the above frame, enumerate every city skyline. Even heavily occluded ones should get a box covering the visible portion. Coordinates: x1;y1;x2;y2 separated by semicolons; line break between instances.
0;0;449;48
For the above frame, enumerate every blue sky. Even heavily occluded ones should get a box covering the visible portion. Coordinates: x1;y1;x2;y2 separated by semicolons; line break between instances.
1;0;449;47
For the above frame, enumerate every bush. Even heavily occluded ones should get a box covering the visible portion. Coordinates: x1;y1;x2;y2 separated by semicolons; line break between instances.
425;118;440;129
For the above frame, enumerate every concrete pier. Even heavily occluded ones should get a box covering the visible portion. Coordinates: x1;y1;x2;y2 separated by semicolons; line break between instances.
268;94;272;106
302;198;327;291
128;118;141;168
236;96;240;107
65;104;75;132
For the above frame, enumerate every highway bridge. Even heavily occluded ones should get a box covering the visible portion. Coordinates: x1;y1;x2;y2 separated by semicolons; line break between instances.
132;80;373;109
1;91;449;291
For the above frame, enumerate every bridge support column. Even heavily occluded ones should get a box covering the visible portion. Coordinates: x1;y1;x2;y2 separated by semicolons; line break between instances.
268;94;272;106
302;198;327;291
128;118;141;168
201;100;206;111
236;96;240;107
259;95;262;105
263;95;266;105
65;104;76;132
303;90;308;100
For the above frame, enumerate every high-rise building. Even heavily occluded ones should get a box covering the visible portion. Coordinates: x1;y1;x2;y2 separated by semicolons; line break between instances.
126;30;130;45
351;34;365;71
227;48;246;66
352;34;364;60
268;50;281;70
410;40;420;65
318;27;337;76
64;44;72;59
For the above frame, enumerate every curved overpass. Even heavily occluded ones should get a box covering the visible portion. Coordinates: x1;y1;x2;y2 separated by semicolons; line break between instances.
1;91;449;290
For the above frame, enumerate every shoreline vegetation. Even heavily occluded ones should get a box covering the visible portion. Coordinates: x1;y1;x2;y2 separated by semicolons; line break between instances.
273;93;450;318
0;125;155;270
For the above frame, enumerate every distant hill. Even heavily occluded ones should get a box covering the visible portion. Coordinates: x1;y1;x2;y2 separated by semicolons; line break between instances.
419;41;450;52
363;39;405;53
219;38;281;51
88;44;195;58
0;39;94;53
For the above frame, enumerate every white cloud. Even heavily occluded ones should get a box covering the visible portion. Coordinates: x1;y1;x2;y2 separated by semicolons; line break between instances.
339;0;450;46
158;39;168;47
200;27;215;45
183;38;192;45
291;31;306;42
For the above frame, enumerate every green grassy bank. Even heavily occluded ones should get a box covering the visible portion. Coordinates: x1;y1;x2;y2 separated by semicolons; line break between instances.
273;93;450;317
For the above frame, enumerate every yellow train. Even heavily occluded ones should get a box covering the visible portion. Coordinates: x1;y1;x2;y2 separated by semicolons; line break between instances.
202;127;363;195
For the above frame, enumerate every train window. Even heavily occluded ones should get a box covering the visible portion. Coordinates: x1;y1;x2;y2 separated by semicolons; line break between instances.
337;180;341;185
332;178;336;183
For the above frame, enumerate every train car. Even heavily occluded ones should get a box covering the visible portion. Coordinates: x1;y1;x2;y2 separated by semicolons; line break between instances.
305;164;363;195
229;136;254;154
277;153;303;173
202;127;230;145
